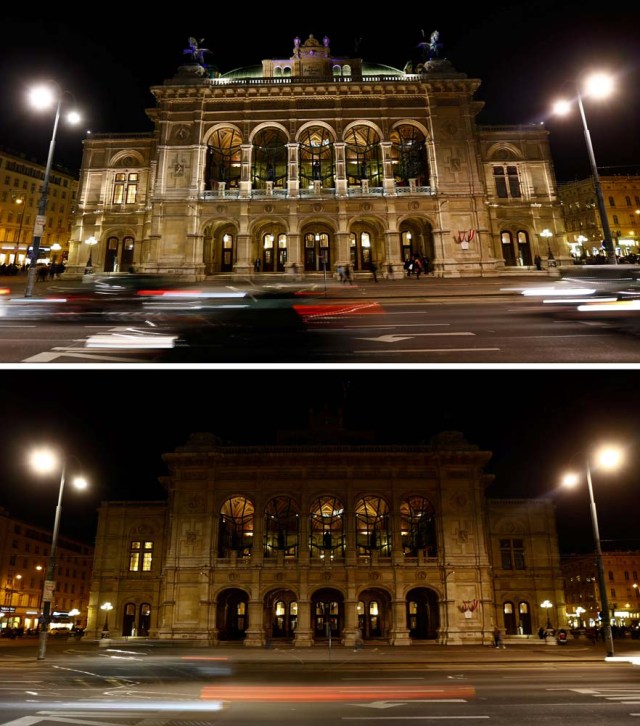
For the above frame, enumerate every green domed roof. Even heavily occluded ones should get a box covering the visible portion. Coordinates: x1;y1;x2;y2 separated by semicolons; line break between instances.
362;62;404;77
220;65;263;80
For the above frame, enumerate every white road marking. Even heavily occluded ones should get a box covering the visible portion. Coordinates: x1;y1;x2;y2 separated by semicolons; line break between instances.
355;348;500;354
356;333;474;343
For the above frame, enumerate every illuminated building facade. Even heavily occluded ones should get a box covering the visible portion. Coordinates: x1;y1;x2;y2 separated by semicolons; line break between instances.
86;420;565;646
0;148;78;267
562;551;640;629
0;507;93;633
66;34;566;279
559;175;640;260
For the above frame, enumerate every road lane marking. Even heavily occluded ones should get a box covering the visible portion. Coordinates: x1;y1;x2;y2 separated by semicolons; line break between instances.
355;348;500;354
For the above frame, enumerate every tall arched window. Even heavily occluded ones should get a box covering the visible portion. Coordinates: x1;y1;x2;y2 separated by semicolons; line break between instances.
252;128;288;188
355;496;391;556
218;496;254;557
206;128;243;190
299;127;334;187
345;126;382;186
309;496;344;559
390;125;427;186
400;496;437;556
264;496;299;557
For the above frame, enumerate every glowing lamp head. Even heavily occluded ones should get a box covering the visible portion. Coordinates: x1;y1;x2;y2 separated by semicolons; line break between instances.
29;85;57;110
31;449;58;474
585;73;614;100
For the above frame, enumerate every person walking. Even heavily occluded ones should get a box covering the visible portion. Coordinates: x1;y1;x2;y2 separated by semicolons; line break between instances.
493;626;505;649
344;264;353;285
370;260;378;283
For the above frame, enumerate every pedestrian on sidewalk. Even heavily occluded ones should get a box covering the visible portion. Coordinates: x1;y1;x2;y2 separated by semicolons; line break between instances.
493;626;505;649
369;260;378;283
344;264;353;285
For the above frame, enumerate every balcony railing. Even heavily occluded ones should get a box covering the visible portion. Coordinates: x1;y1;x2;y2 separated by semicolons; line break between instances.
199;185;434;201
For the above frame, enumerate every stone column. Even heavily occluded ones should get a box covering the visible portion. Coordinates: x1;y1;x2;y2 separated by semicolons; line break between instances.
334;143;347;196
293;599;314;647
244;598;265;647
285;232;302;276
384;231;404;279
240;144;252;198
389;598;411;645
287;143;300;198
234;233;252;277
380;142;396;195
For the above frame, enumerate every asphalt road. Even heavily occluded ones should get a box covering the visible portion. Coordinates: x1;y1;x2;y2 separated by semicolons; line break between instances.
1;639;640;725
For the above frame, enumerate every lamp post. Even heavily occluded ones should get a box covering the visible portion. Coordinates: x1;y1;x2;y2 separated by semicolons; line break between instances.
100;602;114;638
553;73;616;264
84;236;98;273
540;228;554;263
30;450;87;661
563;445;622;658
24;84;81;298
12;195;25;266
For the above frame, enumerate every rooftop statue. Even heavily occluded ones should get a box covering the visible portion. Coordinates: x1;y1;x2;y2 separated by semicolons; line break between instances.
417;29;443;62
184;37;210;65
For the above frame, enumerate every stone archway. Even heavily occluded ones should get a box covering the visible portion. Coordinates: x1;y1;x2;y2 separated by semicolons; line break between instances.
264;588;298;641
357;587;392;641
216;588;249;641
406;587;439;640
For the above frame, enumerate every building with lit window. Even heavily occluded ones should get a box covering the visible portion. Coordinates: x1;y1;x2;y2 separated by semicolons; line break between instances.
562;551;640;629
0;507;93;633
559;175;640;260
86;418;565;646
65;33;567;279
0;148;78;268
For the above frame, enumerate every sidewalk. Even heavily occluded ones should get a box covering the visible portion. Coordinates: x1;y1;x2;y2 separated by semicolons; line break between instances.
0;271;554;302
3;635;638;666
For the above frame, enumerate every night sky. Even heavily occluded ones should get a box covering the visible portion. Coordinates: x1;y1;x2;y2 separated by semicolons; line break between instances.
0;369;638;557
2;2;639;181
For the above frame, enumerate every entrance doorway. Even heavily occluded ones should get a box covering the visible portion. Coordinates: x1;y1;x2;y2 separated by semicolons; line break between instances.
216;588;249;640
262;232;287;272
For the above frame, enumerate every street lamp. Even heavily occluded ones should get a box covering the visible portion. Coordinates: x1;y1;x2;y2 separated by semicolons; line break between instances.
30;449;88;661
84;236;98;273
24;83;81;298
100;602;114;638
553;73;616;264
562;445;623;657
540;599;553;629
540;228;554;262
12;195;26;266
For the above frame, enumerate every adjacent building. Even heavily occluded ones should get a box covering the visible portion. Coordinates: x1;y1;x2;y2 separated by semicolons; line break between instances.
0;148;78;268
559;175;640;260
86;419;565;646
65;33;567;280
562;551;640;629
0;507;93;633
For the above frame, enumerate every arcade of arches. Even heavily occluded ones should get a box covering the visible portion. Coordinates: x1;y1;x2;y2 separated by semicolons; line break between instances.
202;219;435;275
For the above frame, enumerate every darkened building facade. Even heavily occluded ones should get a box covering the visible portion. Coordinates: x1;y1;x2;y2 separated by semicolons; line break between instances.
87;419;565;645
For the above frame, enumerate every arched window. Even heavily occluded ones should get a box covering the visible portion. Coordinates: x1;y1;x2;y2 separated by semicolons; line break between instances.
400;496;436;556
206;128;243;190
345;126;382;186
264;496;299;557
390;125;427;186
309;496;344;559
355;496;391;556
253;128;288;188
218;496;254;557
299;127;334;187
